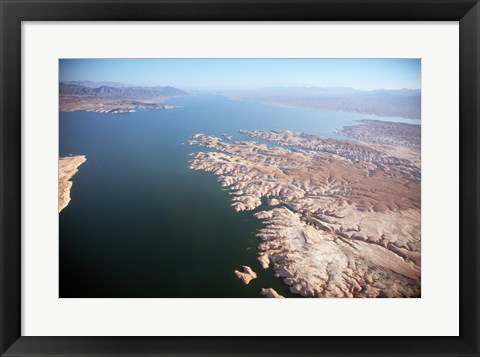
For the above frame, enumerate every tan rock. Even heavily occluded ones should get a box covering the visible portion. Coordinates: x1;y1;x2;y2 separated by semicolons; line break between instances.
59;155;86;212
268;198;280;206
261;288;284;298
234;265;257;285
303;227;322;244
257;254;270;269
190;130;421;298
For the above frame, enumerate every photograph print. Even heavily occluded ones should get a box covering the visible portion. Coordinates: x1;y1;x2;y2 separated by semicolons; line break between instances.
59;59;421;298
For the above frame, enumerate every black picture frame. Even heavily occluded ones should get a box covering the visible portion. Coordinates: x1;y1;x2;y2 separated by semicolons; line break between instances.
1;0;479;356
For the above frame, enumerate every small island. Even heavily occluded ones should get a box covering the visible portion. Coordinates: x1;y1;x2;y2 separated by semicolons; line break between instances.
234;265;257;285
59;155;86;212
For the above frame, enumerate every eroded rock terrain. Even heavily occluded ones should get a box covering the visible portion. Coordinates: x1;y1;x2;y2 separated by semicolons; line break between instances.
59;155;86;212
189;128;421;298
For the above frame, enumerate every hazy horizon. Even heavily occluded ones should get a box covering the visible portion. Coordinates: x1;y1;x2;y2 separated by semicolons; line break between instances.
60;59;421;91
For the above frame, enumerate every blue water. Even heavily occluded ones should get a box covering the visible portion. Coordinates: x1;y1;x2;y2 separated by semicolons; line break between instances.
59;95;419;298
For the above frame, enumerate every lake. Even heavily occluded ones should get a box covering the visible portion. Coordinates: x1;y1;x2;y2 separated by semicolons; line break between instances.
59;94;419;298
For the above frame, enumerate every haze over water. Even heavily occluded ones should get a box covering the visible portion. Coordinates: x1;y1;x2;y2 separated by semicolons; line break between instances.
59;95;419;298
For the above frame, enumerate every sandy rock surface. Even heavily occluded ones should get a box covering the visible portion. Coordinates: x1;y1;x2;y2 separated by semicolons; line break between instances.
59;155;87;212
189;128;421;298
261;288;284;298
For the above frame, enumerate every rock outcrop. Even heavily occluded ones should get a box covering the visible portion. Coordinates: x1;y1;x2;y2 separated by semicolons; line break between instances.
261;288;285;298
257;254;270;269
59;155;86;212
234;265;257;285
189;130;421;298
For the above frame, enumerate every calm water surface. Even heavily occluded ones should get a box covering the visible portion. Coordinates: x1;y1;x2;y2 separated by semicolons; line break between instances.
59;95;419;298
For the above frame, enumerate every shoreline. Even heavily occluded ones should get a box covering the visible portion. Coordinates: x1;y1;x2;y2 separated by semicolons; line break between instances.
188;129;421;298
59;155;87;212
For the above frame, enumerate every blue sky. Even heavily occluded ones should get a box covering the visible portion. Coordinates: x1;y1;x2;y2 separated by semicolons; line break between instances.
60;59;421;91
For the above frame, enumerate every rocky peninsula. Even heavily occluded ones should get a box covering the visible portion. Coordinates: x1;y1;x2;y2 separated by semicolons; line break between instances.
189;129;421;298
261;288;285;298
59;155;86;212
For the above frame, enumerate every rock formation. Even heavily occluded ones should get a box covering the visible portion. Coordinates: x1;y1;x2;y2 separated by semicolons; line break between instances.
261;288;285;298
59;155;86;212
257;254;270;269
234;265;257;285
189;129;421;298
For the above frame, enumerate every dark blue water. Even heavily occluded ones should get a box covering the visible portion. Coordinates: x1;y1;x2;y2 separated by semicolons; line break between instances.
59;95;418;298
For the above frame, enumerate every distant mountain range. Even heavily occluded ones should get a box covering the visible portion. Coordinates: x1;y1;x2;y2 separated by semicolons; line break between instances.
59;82;188;112
61;80;133;88
59;82;421;119
226;87;421;119
60;82;187;99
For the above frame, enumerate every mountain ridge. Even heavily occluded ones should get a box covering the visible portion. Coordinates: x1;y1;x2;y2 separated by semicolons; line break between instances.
225;87;421;119
59;83;188;112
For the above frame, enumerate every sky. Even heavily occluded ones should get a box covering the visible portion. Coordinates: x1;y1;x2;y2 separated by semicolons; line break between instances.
59;59;421;91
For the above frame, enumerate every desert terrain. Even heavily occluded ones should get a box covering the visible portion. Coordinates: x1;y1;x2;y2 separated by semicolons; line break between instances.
188;121;421;298
59;155;86;212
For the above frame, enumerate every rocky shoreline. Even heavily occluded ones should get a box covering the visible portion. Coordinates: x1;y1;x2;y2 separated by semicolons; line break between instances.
188;130;421;298
59;155;86;212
